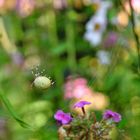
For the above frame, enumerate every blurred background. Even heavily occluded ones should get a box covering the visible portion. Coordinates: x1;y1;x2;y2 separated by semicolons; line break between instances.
0;0;140;139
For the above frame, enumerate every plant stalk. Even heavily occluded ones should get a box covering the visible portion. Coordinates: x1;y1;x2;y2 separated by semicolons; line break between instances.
128;0;140;74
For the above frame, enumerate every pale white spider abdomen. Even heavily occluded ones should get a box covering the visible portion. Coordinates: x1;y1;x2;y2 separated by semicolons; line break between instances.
33;76;51;89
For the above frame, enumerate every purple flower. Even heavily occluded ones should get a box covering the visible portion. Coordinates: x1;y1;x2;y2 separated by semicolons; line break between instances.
103;32;118;48
54;110;72;125
74;101;91;108
11;52;24;66
103;110;121;122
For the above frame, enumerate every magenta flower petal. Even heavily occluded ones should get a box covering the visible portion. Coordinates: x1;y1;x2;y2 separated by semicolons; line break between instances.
103;110;121;122
61;113;72;124
74;101;91;108
54;110;64;121
54;110;72;125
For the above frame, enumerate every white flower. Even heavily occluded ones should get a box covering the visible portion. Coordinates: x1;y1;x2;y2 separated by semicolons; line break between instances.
84;1;112;46
99;1;112;11
97;50;110;65
84;13;107;46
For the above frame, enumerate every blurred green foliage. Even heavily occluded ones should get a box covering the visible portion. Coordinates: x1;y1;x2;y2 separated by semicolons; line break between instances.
0;0;140;140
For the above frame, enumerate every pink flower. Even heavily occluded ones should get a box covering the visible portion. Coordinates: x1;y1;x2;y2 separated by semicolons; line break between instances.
131;0;140;13
64;77;93;99
16;0;35;17
125;0;140;14
0;0;4;7
53;0;67;10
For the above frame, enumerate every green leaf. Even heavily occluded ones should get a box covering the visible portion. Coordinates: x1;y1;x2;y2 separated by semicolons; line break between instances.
0;89;31;129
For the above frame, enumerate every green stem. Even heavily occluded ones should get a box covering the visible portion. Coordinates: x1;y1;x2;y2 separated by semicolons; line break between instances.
65;11;77;72
45;3;63;87
128;0;140;74
0;16;17;54
118;0;129;15
46;9;58;47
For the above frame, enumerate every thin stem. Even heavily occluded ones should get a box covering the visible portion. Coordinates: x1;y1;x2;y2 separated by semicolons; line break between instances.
128;0;140;74
0;88;30;129
81;107;86;116
85;130;89;140
118;0;129;15
45;1;63;86
0;17;17;54
92;112;97;124
91;124;97;140
65;11;77;72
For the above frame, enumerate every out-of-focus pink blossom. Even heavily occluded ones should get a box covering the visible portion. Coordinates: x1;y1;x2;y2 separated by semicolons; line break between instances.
0;0;4;7
0;0;16;11
64;77;93;99
103;32;118;48
125;0;140;14
64;77;109;112
53;0;67;10
16;0;35;17
131;0;140;13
